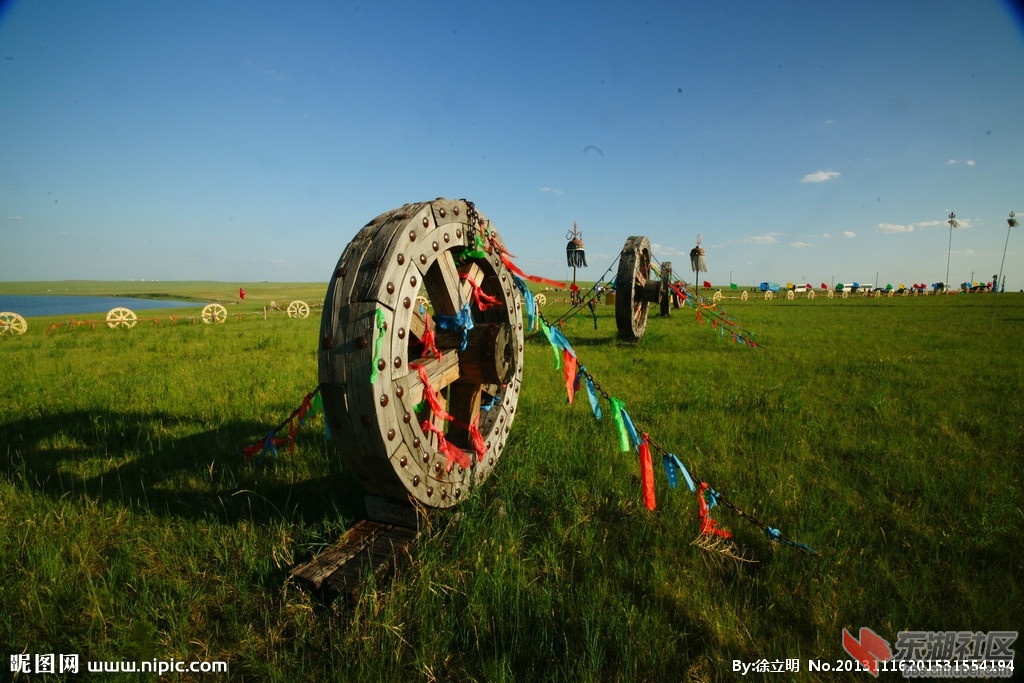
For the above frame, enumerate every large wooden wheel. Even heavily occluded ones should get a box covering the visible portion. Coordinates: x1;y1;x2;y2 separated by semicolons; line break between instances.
287;300;311;319
106;307;138;329
319;199;525;508
0;312;27;336
615;236;659;341
202;303;228;324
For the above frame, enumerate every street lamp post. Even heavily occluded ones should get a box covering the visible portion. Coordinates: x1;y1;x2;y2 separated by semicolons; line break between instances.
997;211;1018;294
946;211;959;293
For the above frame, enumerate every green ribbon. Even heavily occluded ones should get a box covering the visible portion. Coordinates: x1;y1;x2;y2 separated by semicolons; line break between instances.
369;308;387;384
538;316;561;369
609;397;630;452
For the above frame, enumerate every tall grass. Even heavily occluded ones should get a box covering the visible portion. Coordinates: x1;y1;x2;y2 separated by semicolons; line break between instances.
1;289;1021;681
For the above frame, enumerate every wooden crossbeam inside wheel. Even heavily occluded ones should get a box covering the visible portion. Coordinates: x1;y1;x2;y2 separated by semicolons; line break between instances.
615;235;656;341
318;199;525;508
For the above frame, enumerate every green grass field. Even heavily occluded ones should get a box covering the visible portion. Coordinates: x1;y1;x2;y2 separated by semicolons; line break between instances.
1;282;1021;681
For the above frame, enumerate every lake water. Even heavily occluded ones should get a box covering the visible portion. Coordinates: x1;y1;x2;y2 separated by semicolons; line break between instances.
0;295;199;317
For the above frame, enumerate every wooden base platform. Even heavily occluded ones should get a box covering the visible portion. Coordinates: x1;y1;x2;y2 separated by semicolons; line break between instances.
288;496;422;602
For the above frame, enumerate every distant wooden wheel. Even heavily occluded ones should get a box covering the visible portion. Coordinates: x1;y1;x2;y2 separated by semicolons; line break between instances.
841;291;849;299
827;290;835;299
764;290;774;301
415;295;430;312
615;235;660;341
712;290;723;302
287;300;311;319
202;303;228;324
105;307;138;329
0;311;27;336
786;290;795;301
807;290;816;300
319;198;525;508
888;290;896;298
534;293;547;308
740;290;749;301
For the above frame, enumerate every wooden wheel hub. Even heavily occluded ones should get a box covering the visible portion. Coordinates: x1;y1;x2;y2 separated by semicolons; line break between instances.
318;199;525;508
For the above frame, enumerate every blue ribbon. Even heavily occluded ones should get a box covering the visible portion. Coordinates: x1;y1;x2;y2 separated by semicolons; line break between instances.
766;526;819;555
512;275;536;332
258;431;278;465
435;303;474;350
579;365;602;420
662;455;679;488
664;453;697;492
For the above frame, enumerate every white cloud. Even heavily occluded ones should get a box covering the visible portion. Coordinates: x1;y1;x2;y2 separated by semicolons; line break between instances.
843;231;856;238
538;187;565;195
801;169;841;183
878;223;914;234
1;215;22;221
878;218;972;234
790;241;813;248
742;233;778;244
947;159;977;167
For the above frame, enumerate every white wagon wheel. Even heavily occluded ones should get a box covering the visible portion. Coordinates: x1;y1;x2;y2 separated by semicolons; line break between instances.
319;198;525;508
534;293;547;308
807;289;816;300
712;290;723;302
287;300;311;319
105;307;138;329
764;290;774;301
615;235;660;341
827;290;835;299
740;290;749;301
786;290;795;301
0;311;28;336
201;303;228;324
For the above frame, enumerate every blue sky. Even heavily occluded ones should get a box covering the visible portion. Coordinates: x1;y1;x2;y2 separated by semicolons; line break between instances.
1;1;1022;288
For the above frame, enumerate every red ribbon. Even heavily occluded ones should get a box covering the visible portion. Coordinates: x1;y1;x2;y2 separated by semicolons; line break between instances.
563;348;578;404
409;363;455;422
459;272;502;310
420;419;470;470
697;481;731;537
469;415;487;462
639;435;656;511
419;312;442;360
498;251;566;289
